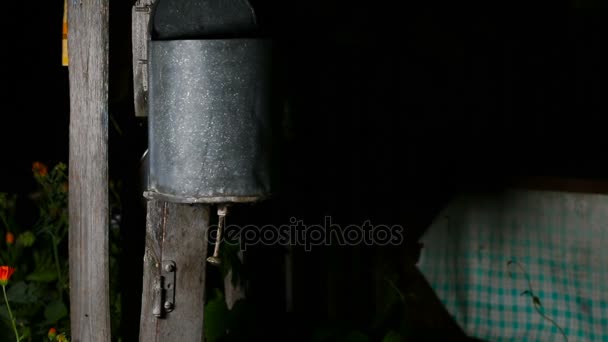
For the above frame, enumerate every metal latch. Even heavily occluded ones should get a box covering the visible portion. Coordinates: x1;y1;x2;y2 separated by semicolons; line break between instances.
152;260;176;318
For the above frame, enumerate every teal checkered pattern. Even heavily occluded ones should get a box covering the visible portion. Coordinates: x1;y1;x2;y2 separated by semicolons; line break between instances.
418;190;608;341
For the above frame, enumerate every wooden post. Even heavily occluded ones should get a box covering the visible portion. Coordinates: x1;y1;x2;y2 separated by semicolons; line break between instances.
139;200;210;341
132;0;154;117
67;0;111;341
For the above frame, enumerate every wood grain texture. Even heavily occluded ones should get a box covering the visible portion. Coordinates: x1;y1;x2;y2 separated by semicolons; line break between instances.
132;0;154;117
67;0;111;341
224;250;246;310
139;200;210;342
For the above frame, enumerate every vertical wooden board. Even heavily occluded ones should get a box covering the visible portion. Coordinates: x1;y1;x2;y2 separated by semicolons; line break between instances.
140;200;210;341
139;200;164;340
67;0;110;341
224;250;246;310
132;0;154;117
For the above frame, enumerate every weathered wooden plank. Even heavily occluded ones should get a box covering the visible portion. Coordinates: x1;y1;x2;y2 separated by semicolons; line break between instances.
67;0;111;341
132;0;154;117
140;200;210;342
224;250;246;310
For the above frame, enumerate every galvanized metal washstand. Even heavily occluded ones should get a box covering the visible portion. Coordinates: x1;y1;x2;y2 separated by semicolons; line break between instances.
144;0;275;263
144;36;275;264
138;1;276;339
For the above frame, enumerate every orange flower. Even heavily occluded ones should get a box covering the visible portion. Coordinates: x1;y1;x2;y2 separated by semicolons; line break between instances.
5;232;14;245
48;327;57;340
0;266;15;286
32;161;48;177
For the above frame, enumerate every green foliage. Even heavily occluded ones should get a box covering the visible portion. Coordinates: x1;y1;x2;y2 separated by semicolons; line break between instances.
381;331;402;342
43;300;68;324
6;281;42;304
0;161;124;342
0;163;71;341
204;290;230;342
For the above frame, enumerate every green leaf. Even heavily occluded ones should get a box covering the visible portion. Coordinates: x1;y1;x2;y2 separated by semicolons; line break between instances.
44;300;68;323
26;269;58;282
16;230;36;247
204;290;229;342
0;304;9;320
381;331;402;342
6;281;41;304
18;326;31;340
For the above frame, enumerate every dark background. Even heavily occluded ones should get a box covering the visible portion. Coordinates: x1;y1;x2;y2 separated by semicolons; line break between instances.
0;1;604;340
1;2;604;193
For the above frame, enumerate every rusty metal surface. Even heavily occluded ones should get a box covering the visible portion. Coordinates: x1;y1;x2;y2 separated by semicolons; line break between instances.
147;39;274;203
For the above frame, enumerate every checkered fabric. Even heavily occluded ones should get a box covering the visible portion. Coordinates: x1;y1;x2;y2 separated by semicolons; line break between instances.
418;190;608;341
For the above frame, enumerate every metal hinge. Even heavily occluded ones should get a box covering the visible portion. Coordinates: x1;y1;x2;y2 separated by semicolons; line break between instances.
152;260;176;318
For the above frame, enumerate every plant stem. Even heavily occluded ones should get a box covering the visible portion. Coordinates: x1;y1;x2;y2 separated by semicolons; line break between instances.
508;260;568;342
51;234;64;300
2;285;21;342
384;277;405;302
0;212;10;231
535;303;568;342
